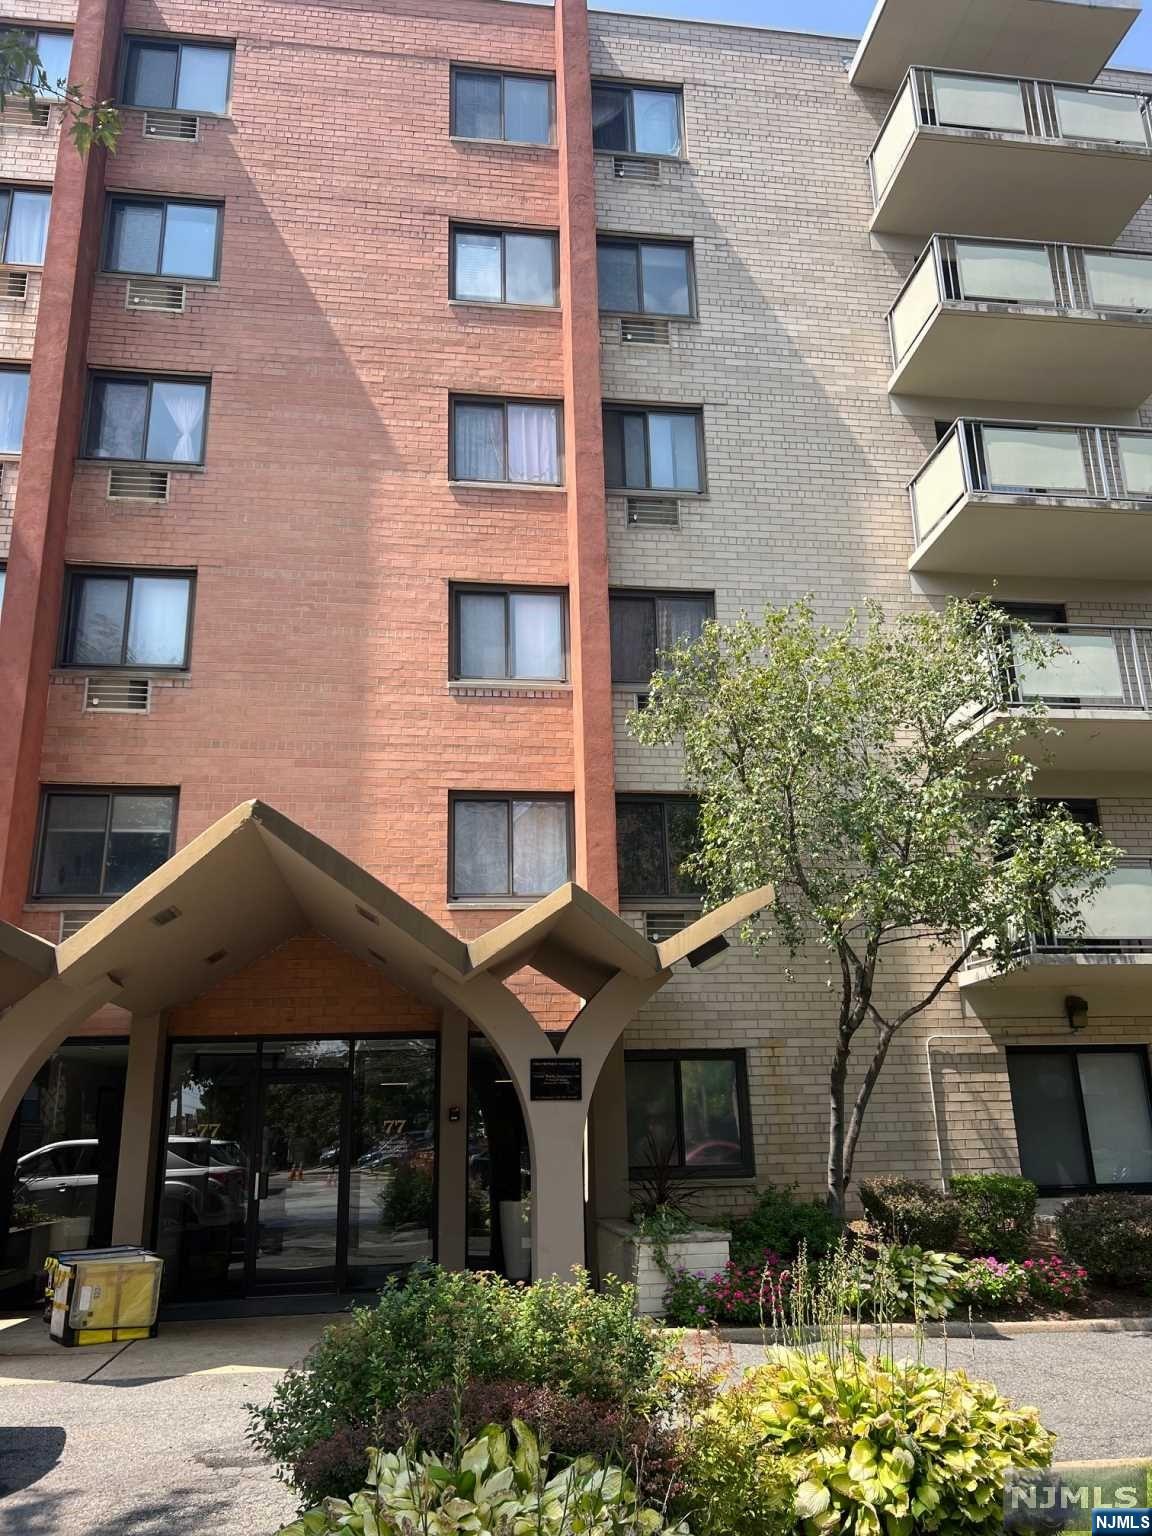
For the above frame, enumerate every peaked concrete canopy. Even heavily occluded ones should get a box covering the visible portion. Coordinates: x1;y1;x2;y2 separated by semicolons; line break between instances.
0;922;55;1009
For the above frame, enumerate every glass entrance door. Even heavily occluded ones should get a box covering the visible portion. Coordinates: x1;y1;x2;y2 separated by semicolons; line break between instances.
251;1077;346;1291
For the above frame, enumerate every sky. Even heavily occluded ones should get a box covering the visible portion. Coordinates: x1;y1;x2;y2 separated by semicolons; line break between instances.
589;0;1152;71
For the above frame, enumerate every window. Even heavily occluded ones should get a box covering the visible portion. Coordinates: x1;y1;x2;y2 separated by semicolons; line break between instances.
616;795;701;900
1007;1047;1152;1192
61;570;193;669
4;31;72;97
0;189;50;265
603;407;703;493
105;197;221;280
84;374;208;465
34;789;177;900
451;226;557;307
122;37;233;115
592;82;682;156
625;1050;752;1176
452;586;566;681
450;794;571;899
0;368;29;454
0;565;5;612
597;238;693;317
451;397;562;485
451;68;553;146
610;590;713;684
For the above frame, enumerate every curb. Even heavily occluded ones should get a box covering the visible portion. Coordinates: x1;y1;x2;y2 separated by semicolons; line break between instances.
672;1317;1152;1342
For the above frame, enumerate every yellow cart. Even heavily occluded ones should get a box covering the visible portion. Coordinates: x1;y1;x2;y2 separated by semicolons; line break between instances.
44;1246;163;1347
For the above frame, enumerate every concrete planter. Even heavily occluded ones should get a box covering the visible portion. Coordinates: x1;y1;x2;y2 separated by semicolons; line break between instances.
598;1220;730;1316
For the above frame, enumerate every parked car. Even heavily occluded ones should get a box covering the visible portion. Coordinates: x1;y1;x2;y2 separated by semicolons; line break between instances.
15;1137;243;1232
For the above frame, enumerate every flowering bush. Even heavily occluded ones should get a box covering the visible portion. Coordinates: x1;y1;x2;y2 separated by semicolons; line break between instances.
956;1257;1031;1312
1023;1254;1088;1306
664;1253;792;1327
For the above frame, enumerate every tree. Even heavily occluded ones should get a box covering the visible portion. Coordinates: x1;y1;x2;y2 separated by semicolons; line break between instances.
0;31;119;152
631;598;1118;1219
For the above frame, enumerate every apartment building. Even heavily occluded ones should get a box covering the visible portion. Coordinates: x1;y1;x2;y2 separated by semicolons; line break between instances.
1;0;1151;1309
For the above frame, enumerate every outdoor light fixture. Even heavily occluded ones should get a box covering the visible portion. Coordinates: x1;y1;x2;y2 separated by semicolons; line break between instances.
1064;994;1089;1033
687;934;730;972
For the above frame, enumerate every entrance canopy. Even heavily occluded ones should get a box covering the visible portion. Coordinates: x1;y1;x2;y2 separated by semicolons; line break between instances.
0;800;770;1278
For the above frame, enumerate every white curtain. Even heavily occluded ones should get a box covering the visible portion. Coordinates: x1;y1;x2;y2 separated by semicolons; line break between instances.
0;369;29;454
648;413;700;490
511;800;569;895
1078;1052;1152;1182
6;191;50;265
510;592;563;678
148;381;205;462
507;404;559;484
453;801;508;896
454;403;504;481
126;577;189;666
632;89;681;155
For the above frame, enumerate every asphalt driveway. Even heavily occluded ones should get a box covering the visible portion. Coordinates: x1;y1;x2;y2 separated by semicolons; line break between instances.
1;1315;1151;1535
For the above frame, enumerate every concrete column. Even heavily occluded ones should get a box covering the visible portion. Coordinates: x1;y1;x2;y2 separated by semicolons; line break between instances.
111;1014;166;1246
0;0;127;920
435;1007;470;1271
555;0;618;906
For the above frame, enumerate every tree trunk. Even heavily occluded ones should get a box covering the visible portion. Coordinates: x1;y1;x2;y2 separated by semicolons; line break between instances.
827;1037;850;1220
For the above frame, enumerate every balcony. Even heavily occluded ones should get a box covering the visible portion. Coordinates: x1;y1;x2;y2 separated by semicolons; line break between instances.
870;70;1152;243
993;624;1152;769
960;860;1152;1005
888;236;1152;406
850;0;1138;92
909;419;1152;577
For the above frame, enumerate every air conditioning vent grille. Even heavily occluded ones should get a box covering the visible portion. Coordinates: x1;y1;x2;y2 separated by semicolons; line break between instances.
0;270;29;302
84;675;152;713
627;496;681;529
143;110;199;141
60;909;103;940
108;466;170;502
644;911;694;943
613;154;660;181
126;277;186;312
620;316;671;346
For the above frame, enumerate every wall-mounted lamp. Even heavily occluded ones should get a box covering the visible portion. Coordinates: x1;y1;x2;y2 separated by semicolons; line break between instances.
688;934;730;972
1064;995;1089;1033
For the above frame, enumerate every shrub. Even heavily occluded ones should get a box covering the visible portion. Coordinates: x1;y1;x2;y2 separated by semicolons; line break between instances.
1023;1254;1088;1306
719;1349;1054;1535
677;1385;796;1536
664;1254;793;1328
1057;1193;1152;1289
290;1382;685;1508
956;1257;1030;1313
950;1174;1037;1261
377;1152;434;1228
249;1267;670;1494
728;1185;840;1264
858;1176;961;1249
848;1244;965;1319
277;1421;690;1536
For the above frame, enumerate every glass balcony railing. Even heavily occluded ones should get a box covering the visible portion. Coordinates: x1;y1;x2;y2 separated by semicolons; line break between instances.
910;420;1152;543
871;68;1152;201
888;235;1152;366
1007;624;1152;711
1034;861;1152;952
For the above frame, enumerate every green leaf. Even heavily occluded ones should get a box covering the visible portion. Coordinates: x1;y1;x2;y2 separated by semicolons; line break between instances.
794;1479;832;1519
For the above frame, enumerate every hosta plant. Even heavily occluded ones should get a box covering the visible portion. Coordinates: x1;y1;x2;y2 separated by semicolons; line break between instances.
722;1349;1054;1535
276;1421;690;1536
848;1245;965;1320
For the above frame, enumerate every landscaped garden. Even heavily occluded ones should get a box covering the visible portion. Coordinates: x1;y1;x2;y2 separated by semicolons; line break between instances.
249;1176;1152;1535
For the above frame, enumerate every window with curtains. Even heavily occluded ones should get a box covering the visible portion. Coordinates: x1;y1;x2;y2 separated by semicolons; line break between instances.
603;406;703;493
451;397;562;486
609;589;713;684
451;226;558;307
60;570;193;669
84;374;209;465
0;189;50;265
0;566;5;613
451;67;553;145
104;197;221;280
597;238;694;317
452;586;566;681
0;368;30;454
450;794;571;900
625;1050;752;1176
33;789;177;900
616;795;702;900
121;37;233;114
591;82;683;156
1007;1047;1152;1192
4;31;72;97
